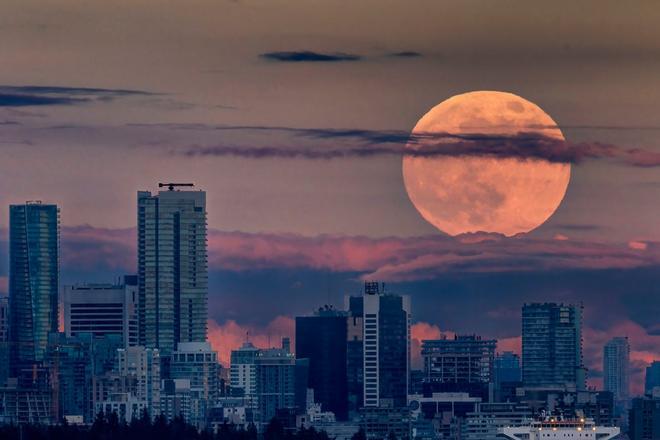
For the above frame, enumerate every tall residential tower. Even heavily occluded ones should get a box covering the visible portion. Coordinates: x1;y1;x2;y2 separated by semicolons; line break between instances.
9;202;59;373
137;184;208;355
522;303;585;390
603;336;630;407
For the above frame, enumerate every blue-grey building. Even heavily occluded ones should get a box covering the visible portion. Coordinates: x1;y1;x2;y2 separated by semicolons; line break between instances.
494;351;522;384
645;361;660;394
137;185;208;355
521;303;585;390
603;336;630;409
9;202;59;374
629;393;660;440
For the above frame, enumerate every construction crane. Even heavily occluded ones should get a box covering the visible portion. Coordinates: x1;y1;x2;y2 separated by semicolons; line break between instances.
158;182;194;191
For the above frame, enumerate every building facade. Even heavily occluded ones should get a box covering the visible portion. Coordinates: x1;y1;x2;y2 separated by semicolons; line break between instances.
230;342;259;407
254;347;296;428
360;282;410;409
296;307;348;420
421;335;496;385
346;296;364;416
603;336;630;408
629;392;660;440
170;342;219;427
63;277;138;348
9;202;59;373
645;361;660;394
522;303;585;390
137;187;207;355
116;346;161;416
0;297;9;385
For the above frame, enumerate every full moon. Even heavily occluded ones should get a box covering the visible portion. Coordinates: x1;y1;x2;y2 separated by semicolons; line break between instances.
402;91;570;237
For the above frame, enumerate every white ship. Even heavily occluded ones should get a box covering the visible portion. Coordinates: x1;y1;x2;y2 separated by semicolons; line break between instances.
499;417;620;440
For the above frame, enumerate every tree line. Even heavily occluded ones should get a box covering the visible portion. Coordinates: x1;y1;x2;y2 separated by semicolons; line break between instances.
0;411;371;440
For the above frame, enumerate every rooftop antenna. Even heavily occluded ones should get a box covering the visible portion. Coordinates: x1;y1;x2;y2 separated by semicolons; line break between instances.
158;182;194;191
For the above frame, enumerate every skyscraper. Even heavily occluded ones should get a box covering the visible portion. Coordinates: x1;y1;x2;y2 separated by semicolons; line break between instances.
603;336;630;407
522;303;585;390
9;202;59;373
137;185;207;355
360;282;410;408
296;306;348;420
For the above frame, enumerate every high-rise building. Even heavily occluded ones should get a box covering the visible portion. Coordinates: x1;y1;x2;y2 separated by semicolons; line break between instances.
137;185;207;355
46;332;94;421
254;346;296;428
358;282;410;409
522;303;585;390
603;336;630;408
296;306;348;420
422;335;496;385
230;341;259;404
645;361;660;394
63;276;138;348
9;202;59;374
346;296;364;415
170;342;219;427
116;346;161;416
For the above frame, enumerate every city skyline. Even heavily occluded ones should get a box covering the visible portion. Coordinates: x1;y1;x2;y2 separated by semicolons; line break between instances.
0;2;659;436
0;189;653;394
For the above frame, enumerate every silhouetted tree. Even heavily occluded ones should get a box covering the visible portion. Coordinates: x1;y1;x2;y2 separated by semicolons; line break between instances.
351;428;367;440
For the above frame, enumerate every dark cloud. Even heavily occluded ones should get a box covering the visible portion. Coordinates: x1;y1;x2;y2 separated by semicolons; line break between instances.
388;51;422;58
260;51;361;62
0;85;155;107
175;126;660;167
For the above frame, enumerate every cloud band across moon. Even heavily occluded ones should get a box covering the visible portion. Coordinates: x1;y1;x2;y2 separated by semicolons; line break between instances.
177;127;660;167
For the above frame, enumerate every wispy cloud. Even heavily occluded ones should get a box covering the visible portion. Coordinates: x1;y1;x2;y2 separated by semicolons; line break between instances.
260;51;362;62
176;126;660;167
0;85;156;107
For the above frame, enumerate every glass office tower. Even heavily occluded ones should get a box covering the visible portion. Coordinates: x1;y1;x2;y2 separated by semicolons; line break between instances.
137;186;207;355
9;202;60;373
522;302;585;390
296;307;349;420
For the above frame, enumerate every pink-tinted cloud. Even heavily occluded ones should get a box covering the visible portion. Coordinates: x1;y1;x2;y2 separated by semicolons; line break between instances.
498;336;522;355
629;240;648;251
208;230;660;281
208;316;295;367
19;226;658;283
